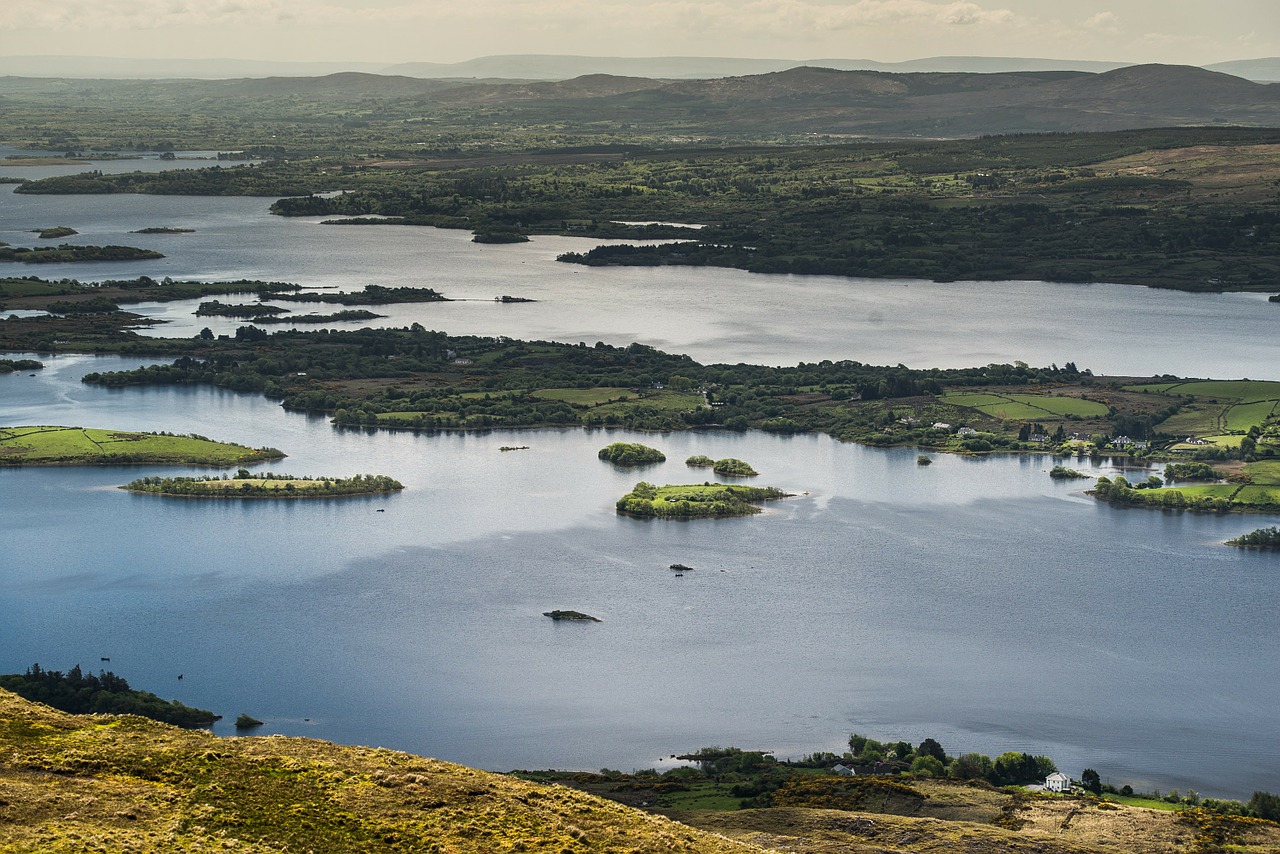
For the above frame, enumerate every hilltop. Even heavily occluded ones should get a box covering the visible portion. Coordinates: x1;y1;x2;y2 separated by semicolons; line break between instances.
0;689;758;853
5;689;1280;853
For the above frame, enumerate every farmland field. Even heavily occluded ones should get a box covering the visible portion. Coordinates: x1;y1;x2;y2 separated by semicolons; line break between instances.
941;392;1108;420
0;425;283;466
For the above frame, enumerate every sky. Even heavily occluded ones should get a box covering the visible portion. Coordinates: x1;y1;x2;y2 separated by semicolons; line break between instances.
3;0;1278;66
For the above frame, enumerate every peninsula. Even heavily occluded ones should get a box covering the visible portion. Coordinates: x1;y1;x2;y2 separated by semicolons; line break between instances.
0;426;283;466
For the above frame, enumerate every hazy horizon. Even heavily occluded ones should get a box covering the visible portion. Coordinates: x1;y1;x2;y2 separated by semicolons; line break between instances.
4;1;1277;68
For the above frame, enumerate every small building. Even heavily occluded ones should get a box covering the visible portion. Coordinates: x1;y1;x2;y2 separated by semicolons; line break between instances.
957;427;978;436
831;764;856;777
1044;771;1072;793
932;422;951;431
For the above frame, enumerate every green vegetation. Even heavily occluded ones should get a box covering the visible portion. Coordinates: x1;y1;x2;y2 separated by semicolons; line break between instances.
1226;526;1280;549
0;275;301;312
131;226;194;234
0;665;217;727
917;454;932;466
542;610;601;622
1092;461;1280;513
272;285;447;305
195;299;289;318
0;244;164;264
0;426;284;466
712;458;758;477
1049;466;1090;479
257;309;384;324
616;482;788;518
1164;461;1222;481
942;391;1109;420
686;454;714;467
599;442;666;465
0;689;752;854
234;713;264;729
121;471;403;498
35;226;77;239
0;358;42;373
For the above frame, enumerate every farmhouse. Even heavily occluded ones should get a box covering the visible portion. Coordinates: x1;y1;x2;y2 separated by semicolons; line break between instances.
1044;771;1072;793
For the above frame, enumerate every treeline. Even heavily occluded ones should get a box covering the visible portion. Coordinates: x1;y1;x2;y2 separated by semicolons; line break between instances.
0;664;219;727
1092;475;1239;512
271;285;447;305
122;472;404;497
0;358;42;373
1226;527;1280;549
0;244;164;264
71;326;1088;440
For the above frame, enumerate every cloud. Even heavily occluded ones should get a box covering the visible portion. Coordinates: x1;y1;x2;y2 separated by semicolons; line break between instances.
1083;11;1119;31
7;0;1016;35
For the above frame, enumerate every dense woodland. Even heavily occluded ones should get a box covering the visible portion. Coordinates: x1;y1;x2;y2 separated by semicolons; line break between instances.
0;665;218;727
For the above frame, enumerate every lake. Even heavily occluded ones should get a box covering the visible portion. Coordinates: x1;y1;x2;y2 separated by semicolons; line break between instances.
1;163;1279;800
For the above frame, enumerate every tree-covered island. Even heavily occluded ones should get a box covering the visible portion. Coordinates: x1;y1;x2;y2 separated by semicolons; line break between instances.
616;481;790;518
122;471;403;498
0;664;218;727
598;442;666;465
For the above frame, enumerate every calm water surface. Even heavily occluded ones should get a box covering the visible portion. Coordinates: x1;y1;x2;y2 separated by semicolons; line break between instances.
1;175;1276;376
1;164;1279;799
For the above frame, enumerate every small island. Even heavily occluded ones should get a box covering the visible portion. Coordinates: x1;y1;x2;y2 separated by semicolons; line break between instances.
1226;527;1280;549
543;610;601;622
598;442;666;465
131;227;195;234
121;471;404;498
685;455;758;476
1049;466;1090;479
616;481;790;518
195;300;289;318
0;244;164;264
711;458;757;477
0;426;283;466
257;309;384;324
272;285;447;306
0;359;42;374
234;713;265;729
917;455;932;466
35;226;78;239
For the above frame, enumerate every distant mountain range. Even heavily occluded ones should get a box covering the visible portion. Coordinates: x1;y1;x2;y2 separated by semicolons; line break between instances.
2;53;1279;82
3;62;1277;139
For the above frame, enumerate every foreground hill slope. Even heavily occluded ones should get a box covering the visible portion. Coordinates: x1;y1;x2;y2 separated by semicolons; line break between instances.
0;689;761;853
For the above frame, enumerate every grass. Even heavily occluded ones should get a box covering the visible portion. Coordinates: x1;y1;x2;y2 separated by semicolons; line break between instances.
0;426;284;466
941;392;1108;420
591;390;704;415
0;689;760;854
1225;400;1279;431
1127;380;1280;402
531;386;640;405
0;277;80;298
617;482;789;518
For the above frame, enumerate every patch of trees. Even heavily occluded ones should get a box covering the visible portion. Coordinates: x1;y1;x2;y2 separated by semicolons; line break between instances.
1226;526;1280;549
0;358;43;373
0;664;219;727
0;244;164;264
195;300;289;318
598;442;666;465
271;285;447;305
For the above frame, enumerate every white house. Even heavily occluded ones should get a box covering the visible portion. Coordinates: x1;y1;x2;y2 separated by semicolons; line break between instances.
1044;771;1072;793
831;764;856;777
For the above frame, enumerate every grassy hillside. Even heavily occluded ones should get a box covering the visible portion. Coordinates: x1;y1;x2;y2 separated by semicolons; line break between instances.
0;689;762;854
0;426;284;466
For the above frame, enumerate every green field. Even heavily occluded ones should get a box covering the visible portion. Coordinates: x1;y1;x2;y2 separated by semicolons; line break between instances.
940;392;1108;420
1225;400;1279;431
0;278;80;298
1126;380;1280;402
530;387;639;405
0;426;284;466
